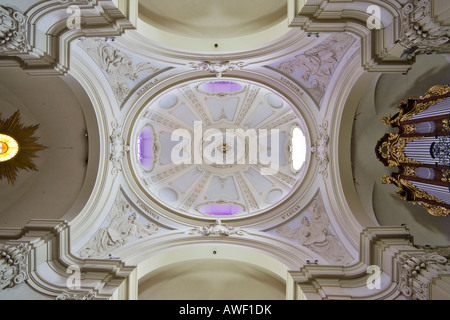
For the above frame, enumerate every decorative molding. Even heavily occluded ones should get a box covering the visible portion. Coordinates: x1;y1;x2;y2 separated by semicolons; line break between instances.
181;87;212;126
235;172;260;210
56;291;95;300
143;111;191;132
398;0;450;57
311;121;329;178
398;252;450;300
235;87;259;126
0;6;30;54
58;0;95;4
189;219;246;236
0;243;31;290
188;61;246;78
277;193;353;265
79;38;159;102
110;121;130;175
78;192;159;258
144;164;190;184
0;220;136;300
181;172;212;210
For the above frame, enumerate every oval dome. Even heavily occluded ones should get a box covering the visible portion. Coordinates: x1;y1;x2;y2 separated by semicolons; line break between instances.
132;78;309;219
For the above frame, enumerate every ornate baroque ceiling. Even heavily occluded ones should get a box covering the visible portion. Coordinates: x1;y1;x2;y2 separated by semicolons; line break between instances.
0;0;449;301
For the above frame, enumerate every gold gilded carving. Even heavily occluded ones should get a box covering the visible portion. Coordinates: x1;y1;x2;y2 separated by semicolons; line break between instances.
402;124;417;134
377;133;423;167
381;85;449;125
422;203;449;217
403;166;416;176
381;175;449;216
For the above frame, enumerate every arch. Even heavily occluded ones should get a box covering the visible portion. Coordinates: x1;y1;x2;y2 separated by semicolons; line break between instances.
125;236;312;300
0;67;100;228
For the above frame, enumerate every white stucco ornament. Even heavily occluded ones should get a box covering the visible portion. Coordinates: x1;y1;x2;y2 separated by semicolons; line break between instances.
189;220;246;236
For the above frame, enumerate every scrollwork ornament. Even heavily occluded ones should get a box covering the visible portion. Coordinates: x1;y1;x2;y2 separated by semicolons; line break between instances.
311;121;329;178
0;6;30;53
56;291;95;300
109;121;130;175
0;243;31;290
188;220;246;236
377;133;423;167
188;61;246;78
398;0;449;57
398;252;450;300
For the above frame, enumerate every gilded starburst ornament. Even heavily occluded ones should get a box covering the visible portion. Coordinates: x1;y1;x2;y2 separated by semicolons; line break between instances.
0;111;47;185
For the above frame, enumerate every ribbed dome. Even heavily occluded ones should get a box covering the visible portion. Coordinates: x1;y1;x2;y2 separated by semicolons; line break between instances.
132;78;308;219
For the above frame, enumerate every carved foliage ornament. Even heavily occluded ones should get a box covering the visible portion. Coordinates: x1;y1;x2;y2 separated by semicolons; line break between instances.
0;6;30;53
311;121;329;178
110;121;130;175
376;133;424;167
0;243;31;290
56;291;95;300
188;61;246;78
398;252;450;300
189;220;245;236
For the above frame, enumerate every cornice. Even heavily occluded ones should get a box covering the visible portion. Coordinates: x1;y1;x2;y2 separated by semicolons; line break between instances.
0;0;135;75
287;0;449;73
119;70;320;230
288;226;417;300
0;219;134;299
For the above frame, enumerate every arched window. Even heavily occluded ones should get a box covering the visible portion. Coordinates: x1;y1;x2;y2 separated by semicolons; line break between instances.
199;81;243;94
138;127;154;170
291;126;306;172
199;203;242;216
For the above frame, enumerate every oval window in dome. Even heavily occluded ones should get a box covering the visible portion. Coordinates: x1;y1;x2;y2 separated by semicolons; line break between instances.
291;127;306;172
199;81;243;94
138;127;154;170
199;203;242;216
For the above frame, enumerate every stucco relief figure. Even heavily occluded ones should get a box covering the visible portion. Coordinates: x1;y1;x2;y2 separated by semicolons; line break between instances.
79;198;158;259
277;33;355;102
277;196;353;265
79;38;159;102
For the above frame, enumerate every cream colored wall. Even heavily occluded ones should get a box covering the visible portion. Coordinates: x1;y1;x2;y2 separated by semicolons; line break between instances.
0;68;97;228
138;259;286;300
351;54;450;246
